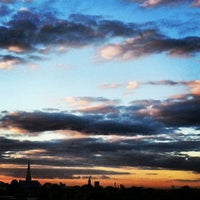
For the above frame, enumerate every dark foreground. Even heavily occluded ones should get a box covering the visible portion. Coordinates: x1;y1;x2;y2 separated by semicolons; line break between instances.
0;181;200;200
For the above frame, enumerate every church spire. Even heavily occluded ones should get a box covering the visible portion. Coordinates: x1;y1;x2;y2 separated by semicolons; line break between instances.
88;176;92;186
26;160;32;182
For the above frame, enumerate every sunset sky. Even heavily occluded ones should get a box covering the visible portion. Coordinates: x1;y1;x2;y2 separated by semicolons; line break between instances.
0;0;200;188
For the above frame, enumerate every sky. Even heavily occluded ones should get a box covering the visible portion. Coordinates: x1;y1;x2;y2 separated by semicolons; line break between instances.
0;0;200;188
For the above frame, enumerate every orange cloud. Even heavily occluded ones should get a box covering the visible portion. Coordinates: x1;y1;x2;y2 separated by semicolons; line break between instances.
0;59;18;70
8;45;27;53
141;0;163;7
66;97;91;108
65;96;120;110
74;104;119;114
187;80;200;96
126;81;139;89
99;45;122;60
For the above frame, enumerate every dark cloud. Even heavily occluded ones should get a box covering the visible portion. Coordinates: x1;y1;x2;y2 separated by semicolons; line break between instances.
174;179;200;183
146;80;183;86
0;110;165;135
98;19;138;38
0;111;90;133
0;137;44;155
153;96;200;128
2;94;200;136
0;166;128;179
100;30;200;60
0;134;200;176
129;94;200;129
1;94;200;175
35;15;140;48
0;9;199;66
92;149;200;173
0;55;23;63
0;10;143;68
0;20;35;51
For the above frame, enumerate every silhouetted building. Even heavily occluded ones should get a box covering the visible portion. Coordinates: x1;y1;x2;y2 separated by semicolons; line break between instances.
26;160;32;182
19;160;40;198
120;184;125;189
94;181;100;188
88;176;92;186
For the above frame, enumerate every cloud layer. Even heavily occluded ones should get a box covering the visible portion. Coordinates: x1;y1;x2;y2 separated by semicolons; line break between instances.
0;6;199;68
100;30;200;60
0;87;200;176
0;110;165;135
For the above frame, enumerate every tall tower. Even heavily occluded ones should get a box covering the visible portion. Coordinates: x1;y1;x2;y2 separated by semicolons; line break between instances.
88;176;92;186
26;160;32;182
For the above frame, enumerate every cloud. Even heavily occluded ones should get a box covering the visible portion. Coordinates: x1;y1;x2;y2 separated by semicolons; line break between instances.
0;109;166;136
99;30;200;60
0;9;199;67
98;80;200;98
130;94;200;129
154;96;200;128
74;105;120;114
1;86;199;137
1;19;37;52
7;45;27;53
146;80;183;86
35;14;138;48
126;81;139;89
127;0;200;7
68;139;200;172
66;96;120;108
66;96;121;115
0;132;200;176
174;179;200;183
0;111;90;133
0;10;142;68
0;55;24;69
143;80;200;97
0;166;128;179
187;80;200;96
99;83;122;89
99;44;123;59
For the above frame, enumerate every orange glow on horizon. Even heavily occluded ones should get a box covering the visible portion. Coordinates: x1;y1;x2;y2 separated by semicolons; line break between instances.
1;165;200;189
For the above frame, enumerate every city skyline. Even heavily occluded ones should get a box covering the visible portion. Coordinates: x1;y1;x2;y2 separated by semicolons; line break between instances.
0;0;200;188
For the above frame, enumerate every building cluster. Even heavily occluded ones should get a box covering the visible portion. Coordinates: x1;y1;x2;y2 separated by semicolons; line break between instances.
0;161;40;200
87;176;101;189
0;161;103;200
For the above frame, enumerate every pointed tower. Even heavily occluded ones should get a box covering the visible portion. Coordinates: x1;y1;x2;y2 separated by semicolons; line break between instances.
88;176;92;186
26;160;32;182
